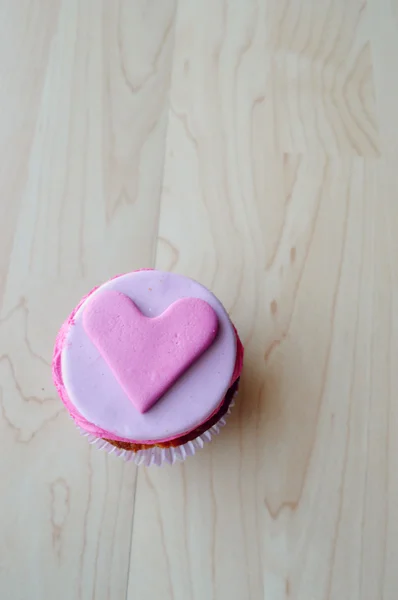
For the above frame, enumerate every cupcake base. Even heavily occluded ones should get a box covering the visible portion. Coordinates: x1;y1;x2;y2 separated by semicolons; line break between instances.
78;392;237;466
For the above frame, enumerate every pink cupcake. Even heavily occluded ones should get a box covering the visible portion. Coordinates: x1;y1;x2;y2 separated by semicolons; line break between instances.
52;270;243;465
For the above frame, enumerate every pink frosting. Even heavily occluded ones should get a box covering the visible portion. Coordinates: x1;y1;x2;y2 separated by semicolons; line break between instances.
83;291;219;414
52;271;244;443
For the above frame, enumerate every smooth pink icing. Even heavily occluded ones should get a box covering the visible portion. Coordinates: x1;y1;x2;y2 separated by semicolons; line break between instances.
83;291;219;414
53;271;243;443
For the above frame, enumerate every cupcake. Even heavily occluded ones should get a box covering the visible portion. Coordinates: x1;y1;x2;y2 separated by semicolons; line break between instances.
52;270;244;465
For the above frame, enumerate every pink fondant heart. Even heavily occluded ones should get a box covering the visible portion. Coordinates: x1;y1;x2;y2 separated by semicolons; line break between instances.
82;290;219;413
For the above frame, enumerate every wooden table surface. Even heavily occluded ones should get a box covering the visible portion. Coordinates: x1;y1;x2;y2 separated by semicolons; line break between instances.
1;1;397;599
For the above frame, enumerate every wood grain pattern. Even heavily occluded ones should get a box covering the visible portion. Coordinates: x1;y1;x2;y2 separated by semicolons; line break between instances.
1;0;397;599
128;1;395;600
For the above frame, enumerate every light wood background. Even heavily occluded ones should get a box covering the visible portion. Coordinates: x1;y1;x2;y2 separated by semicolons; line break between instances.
0;1;397;598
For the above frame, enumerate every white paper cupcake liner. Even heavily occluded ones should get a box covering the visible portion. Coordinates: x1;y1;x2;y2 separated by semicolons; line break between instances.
77;395;236;466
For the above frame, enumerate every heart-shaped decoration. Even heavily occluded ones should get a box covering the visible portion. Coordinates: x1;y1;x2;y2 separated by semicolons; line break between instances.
82;290;219;413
